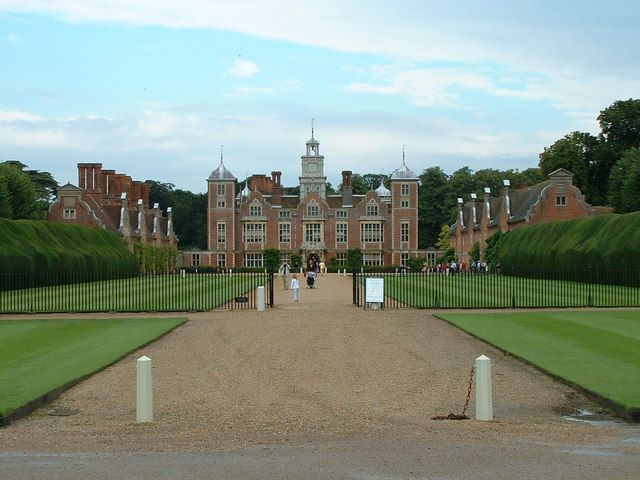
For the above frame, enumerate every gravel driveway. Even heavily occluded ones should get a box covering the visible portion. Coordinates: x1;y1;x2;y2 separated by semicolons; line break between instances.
1;274;639;479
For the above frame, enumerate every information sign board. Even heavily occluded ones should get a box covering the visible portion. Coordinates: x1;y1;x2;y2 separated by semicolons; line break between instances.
365;277;384;303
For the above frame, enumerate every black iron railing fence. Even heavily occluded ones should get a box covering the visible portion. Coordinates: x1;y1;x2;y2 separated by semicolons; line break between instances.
353;268;640;309
0;269;274;313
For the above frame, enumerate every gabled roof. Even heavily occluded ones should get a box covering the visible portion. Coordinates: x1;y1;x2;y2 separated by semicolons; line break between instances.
548;168;574;177
509;181;551;222
57;182;83;192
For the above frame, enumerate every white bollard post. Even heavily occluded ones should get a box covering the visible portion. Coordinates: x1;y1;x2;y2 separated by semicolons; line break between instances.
256;286;265;311
343;269;346;277
475;355;493;421
181;269;185;278
136;355;153;423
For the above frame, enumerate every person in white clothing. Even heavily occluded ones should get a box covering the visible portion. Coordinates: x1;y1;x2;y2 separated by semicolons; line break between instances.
290;274;300;302
278;260;290;290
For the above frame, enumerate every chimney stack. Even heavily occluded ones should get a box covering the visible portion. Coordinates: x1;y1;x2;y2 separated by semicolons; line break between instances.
484;187;491;221
502;179;511;218
470;193;477;225
341;170;353;207
457;197;464;228
271;171;283;206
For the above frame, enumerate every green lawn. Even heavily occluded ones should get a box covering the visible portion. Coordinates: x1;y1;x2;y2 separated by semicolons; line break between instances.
0;317;186;418
0;273;267;313
435;310;640;419
376;274;640;308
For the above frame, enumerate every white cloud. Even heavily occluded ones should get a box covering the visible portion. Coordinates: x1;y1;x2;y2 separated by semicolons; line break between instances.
136;111;182;138
229;59;259;78
344;67;497;108
0;110;45;122
2;1;638;124
0;106;552;193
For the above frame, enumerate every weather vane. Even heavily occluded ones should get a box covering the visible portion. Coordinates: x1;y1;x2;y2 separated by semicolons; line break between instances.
220;145;224;163
311;118;315;138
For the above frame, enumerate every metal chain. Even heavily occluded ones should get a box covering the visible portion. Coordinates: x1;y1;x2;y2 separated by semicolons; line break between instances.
460;365;475;417
431;364;475;421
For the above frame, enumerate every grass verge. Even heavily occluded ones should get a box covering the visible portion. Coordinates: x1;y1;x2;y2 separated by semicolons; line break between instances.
0;274;266;312
435;310;640;421
380;274;640;308
0;317;186;423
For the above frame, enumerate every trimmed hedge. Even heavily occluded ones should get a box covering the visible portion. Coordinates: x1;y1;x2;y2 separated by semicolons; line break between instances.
497;212;640;286
0;219;138;281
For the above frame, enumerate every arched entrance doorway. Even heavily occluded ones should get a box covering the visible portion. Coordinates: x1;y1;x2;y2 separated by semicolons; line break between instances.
306;253;320;272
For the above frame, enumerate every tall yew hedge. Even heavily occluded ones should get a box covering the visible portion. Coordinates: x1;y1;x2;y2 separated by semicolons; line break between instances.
0;219;138;279
496;212;640;286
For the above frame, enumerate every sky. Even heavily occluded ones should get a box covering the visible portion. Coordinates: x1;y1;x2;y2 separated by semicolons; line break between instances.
1;1;639;193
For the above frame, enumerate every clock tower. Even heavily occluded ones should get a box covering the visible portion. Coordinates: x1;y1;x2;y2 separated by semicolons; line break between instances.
299;120;327;200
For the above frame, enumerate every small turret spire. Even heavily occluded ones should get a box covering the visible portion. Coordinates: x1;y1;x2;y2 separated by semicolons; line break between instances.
311;118;315;139
220;145;224;164
402;145;406;165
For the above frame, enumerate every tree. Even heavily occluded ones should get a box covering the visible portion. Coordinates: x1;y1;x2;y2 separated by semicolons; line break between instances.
538;131;596;199
594;99;640;205
147;180;208;249
448;166;475;201
609;148;640;213
589;141;619;205
0;177;11;218
598;98;640;152
418;166;450;248
484;231;510;268
264;249;281;271
0;162;45;219
290;253;302;270
469;242;480;263
2;161;58;204
435;224;451;251
471;168;509;196
607;149;637;212
346;248;363;270
511;168;544;188
621;157;640;213
146;180;175;210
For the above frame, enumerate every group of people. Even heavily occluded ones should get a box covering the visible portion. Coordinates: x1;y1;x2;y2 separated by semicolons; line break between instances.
278;258;326;302
420;259;492;275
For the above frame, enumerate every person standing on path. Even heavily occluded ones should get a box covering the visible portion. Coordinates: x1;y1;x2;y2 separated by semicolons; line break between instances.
279;260;291;290
290;274;300;302
319;260;326;276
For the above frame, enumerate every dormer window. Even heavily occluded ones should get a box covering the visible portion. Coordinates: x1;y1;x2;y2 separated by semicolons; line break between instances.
249;200;262;216
556;195;567;206
307;201;319;216
366;200;379;216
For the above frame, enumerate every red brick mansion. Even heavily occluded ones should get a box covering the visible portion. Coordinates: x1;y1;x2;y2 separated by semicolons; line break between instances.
183;131;420;269
451;168;613;262
48;163;177;252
